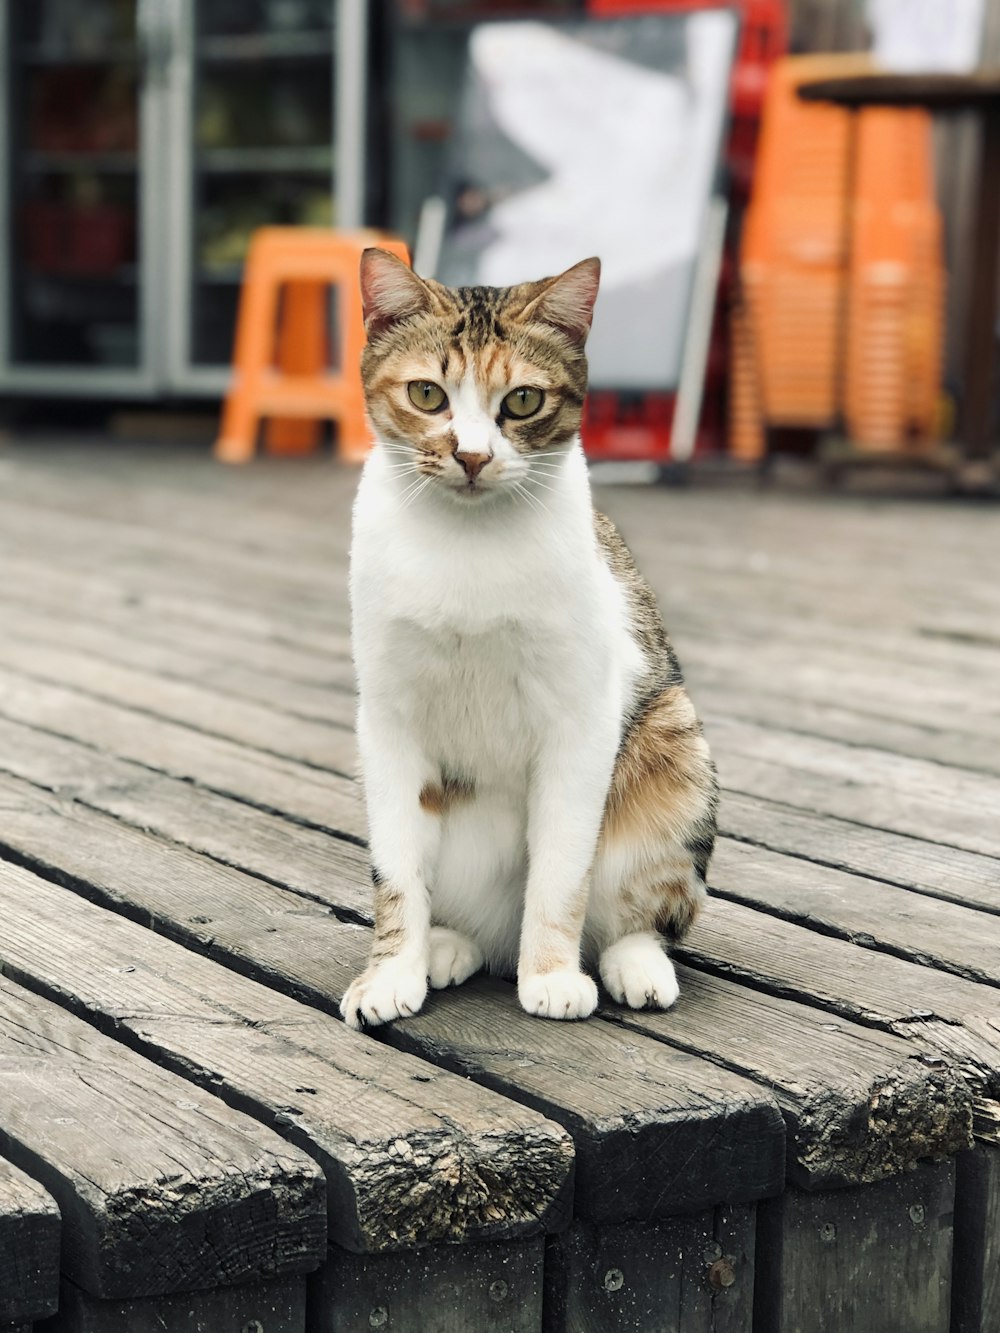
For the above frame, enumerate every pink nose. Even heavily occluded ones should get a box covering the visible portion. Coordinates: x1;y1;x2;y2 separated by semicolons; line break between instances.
454;450;492;481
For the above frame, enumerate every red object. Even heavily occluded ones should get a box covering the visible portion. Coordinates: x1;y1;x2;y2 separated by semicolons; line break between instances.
21;202;134;276
581;0;789;462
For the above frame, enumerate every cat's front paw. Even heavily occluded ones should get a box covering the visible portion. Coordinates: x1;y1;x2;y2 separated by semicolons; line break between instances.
518;969;598;1021
600;935;680;1010
428;927;484;990
340;958;428;1030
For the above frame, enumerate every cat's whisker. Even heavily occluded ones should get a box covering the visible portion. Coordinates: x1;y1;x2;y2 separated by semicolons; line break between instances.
398;475;435;511
395;475;429;506
512;480;550;517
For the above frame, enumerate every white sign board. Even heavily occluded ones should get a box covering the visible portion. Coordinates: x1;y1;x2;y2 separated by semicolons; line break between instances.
434;13;738;391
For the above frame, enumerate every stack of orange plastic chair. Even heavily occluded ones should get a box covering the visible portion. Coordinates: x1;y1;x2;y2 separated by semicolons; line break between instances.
843;108;946;450
729;54;946;461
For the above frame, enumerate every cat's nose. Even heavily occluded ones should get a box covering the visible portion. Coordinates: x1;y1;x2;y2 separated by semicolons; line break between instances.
454;449;493;481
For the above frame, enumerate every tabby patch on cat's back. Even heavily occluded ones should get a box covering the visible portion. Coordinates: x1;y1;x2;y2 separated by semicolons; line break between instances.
341;249;718;1032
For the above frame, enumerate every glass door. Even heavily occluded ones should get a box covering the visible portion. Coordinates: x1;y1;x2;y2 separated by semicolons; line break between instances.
168;0;356;392
0;0;161;394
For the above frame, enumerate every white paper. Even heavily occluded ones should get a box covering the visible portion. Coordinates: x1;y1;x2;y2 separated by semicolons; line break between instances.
868;0;985;73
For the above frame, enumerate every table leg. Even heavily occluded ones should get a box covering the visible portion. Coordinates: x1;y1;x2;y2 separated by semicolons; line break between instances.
963;104;1000;465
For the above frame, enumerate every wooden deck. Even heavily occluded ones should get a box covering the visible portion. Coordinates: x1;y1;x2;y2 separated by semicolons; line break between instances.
0;440;997;1333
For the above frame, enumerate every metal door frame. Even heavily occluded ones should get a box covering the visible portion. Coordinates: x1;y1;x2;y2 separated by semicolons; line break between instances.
0;0;168;396
164;0;367;397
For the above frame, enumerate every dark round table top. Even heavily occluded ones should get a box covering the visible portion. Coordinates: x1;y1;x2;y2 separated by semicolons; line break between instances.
798;71;1000;111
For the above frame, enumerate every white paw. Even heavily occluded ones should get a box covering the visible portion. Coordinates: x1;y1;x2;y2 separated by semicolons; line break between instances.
428;927;483;990
600;936;680;1010
340;958;428;1030
518;970;598;1021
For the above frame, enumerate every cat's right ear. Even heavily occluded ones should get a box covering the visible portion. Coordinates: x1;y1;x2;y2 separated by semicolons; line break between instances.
360;249;430;339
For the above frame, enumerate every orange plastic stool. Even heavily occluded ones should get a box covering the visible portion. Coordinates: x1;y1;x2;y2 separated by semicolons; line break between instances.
215;229;410;464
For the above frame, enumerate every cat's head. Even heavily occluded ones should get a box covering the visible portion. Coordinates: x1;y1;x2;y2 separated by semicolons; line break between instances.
359;249;599;504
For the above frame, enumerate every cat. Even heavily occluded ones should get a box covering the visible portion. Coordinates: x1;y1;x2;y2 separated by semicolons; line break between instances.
340;248;717;1029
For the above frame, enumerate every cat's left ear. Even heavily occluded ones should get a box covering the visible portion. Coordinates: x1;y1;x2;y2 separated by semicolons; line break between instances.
360;249;430;338
522;257;601;346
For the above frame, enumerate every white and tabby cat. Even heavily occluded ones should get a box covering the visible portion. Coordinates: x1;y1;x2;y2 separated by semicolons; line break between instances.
341;249;717;1028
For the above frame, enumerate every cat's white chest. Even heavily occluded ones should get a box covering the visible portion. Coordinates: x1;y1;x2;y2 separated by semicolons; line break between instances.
386;617;537;784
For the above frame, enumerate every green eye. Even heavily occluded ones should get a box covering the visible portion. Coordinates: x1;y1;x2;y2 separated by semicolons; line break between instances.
407;381;448;412
501;386;544;419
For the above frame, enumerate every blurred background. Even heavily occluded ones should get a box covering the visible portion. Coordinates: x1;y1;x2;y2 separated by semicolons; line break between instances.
1;0;998;486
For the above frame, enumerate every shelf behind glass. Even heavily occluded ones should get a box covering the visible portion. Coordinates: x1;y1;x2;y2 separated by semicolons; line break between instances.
195;146;332;173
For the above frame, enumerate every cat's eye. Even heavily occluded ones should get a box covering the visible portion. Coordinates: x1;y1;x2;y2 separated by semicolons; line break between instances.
407;381;448;412
500;387;544;419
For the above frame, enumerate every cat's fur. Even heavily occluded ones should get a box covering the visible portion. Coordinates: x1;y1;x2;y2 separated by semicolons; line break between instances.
341;249;717;1028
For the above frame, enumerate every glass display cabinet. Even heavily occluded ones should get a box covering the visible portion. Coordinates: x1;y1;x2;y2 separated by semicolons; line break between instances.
0;0;365;397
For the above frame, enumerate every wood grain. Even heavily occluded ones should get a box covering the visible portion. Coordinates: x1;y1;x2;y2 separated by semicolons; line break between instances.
754;1161;955;1333
952;1145;1000;1333
380;977;785;1221
605;966;972;1190
0;771;789;1220
717;792;1000;917
544;1206;755;1333
0;667;364;837
0;1157;60;1324
0;975;326;1300
311;1237;543;1333
0;717;370;917
0;861;573;1255
708;837;1000;983
38;1274;306;1333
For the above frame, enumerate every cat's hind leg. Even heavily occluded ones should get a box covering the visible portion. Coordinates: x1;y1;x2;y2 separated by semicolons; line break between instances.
590;684;717;1011
599;931;680;1009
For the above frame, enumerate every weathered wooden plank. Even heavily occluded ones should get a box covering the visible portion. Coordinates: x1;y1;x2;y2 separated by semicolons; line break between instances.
0;751;965;1199
0;635;355;773
0;861;573;1254
0;768;364;999
681;897;1000;1033
38;1274;305;1333
676;898;1000;1139
709;717;1000;858
543;1205;754;1333
0;600;355;727
0;769;788;1222
0;669;364;837
708;837;1000;984
0;850;783;1226
693;672;1000;778
311;1237;543;1333
717;792;1000;918
0;496;344;628
687;634;1000;740
753;1160;955;1333
381;976;785;1221
603;966;971;1190
0;718;370;917
0;975;326;1300
0;1158;60;1325
0;548;351;661
951;1144;1000;1333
